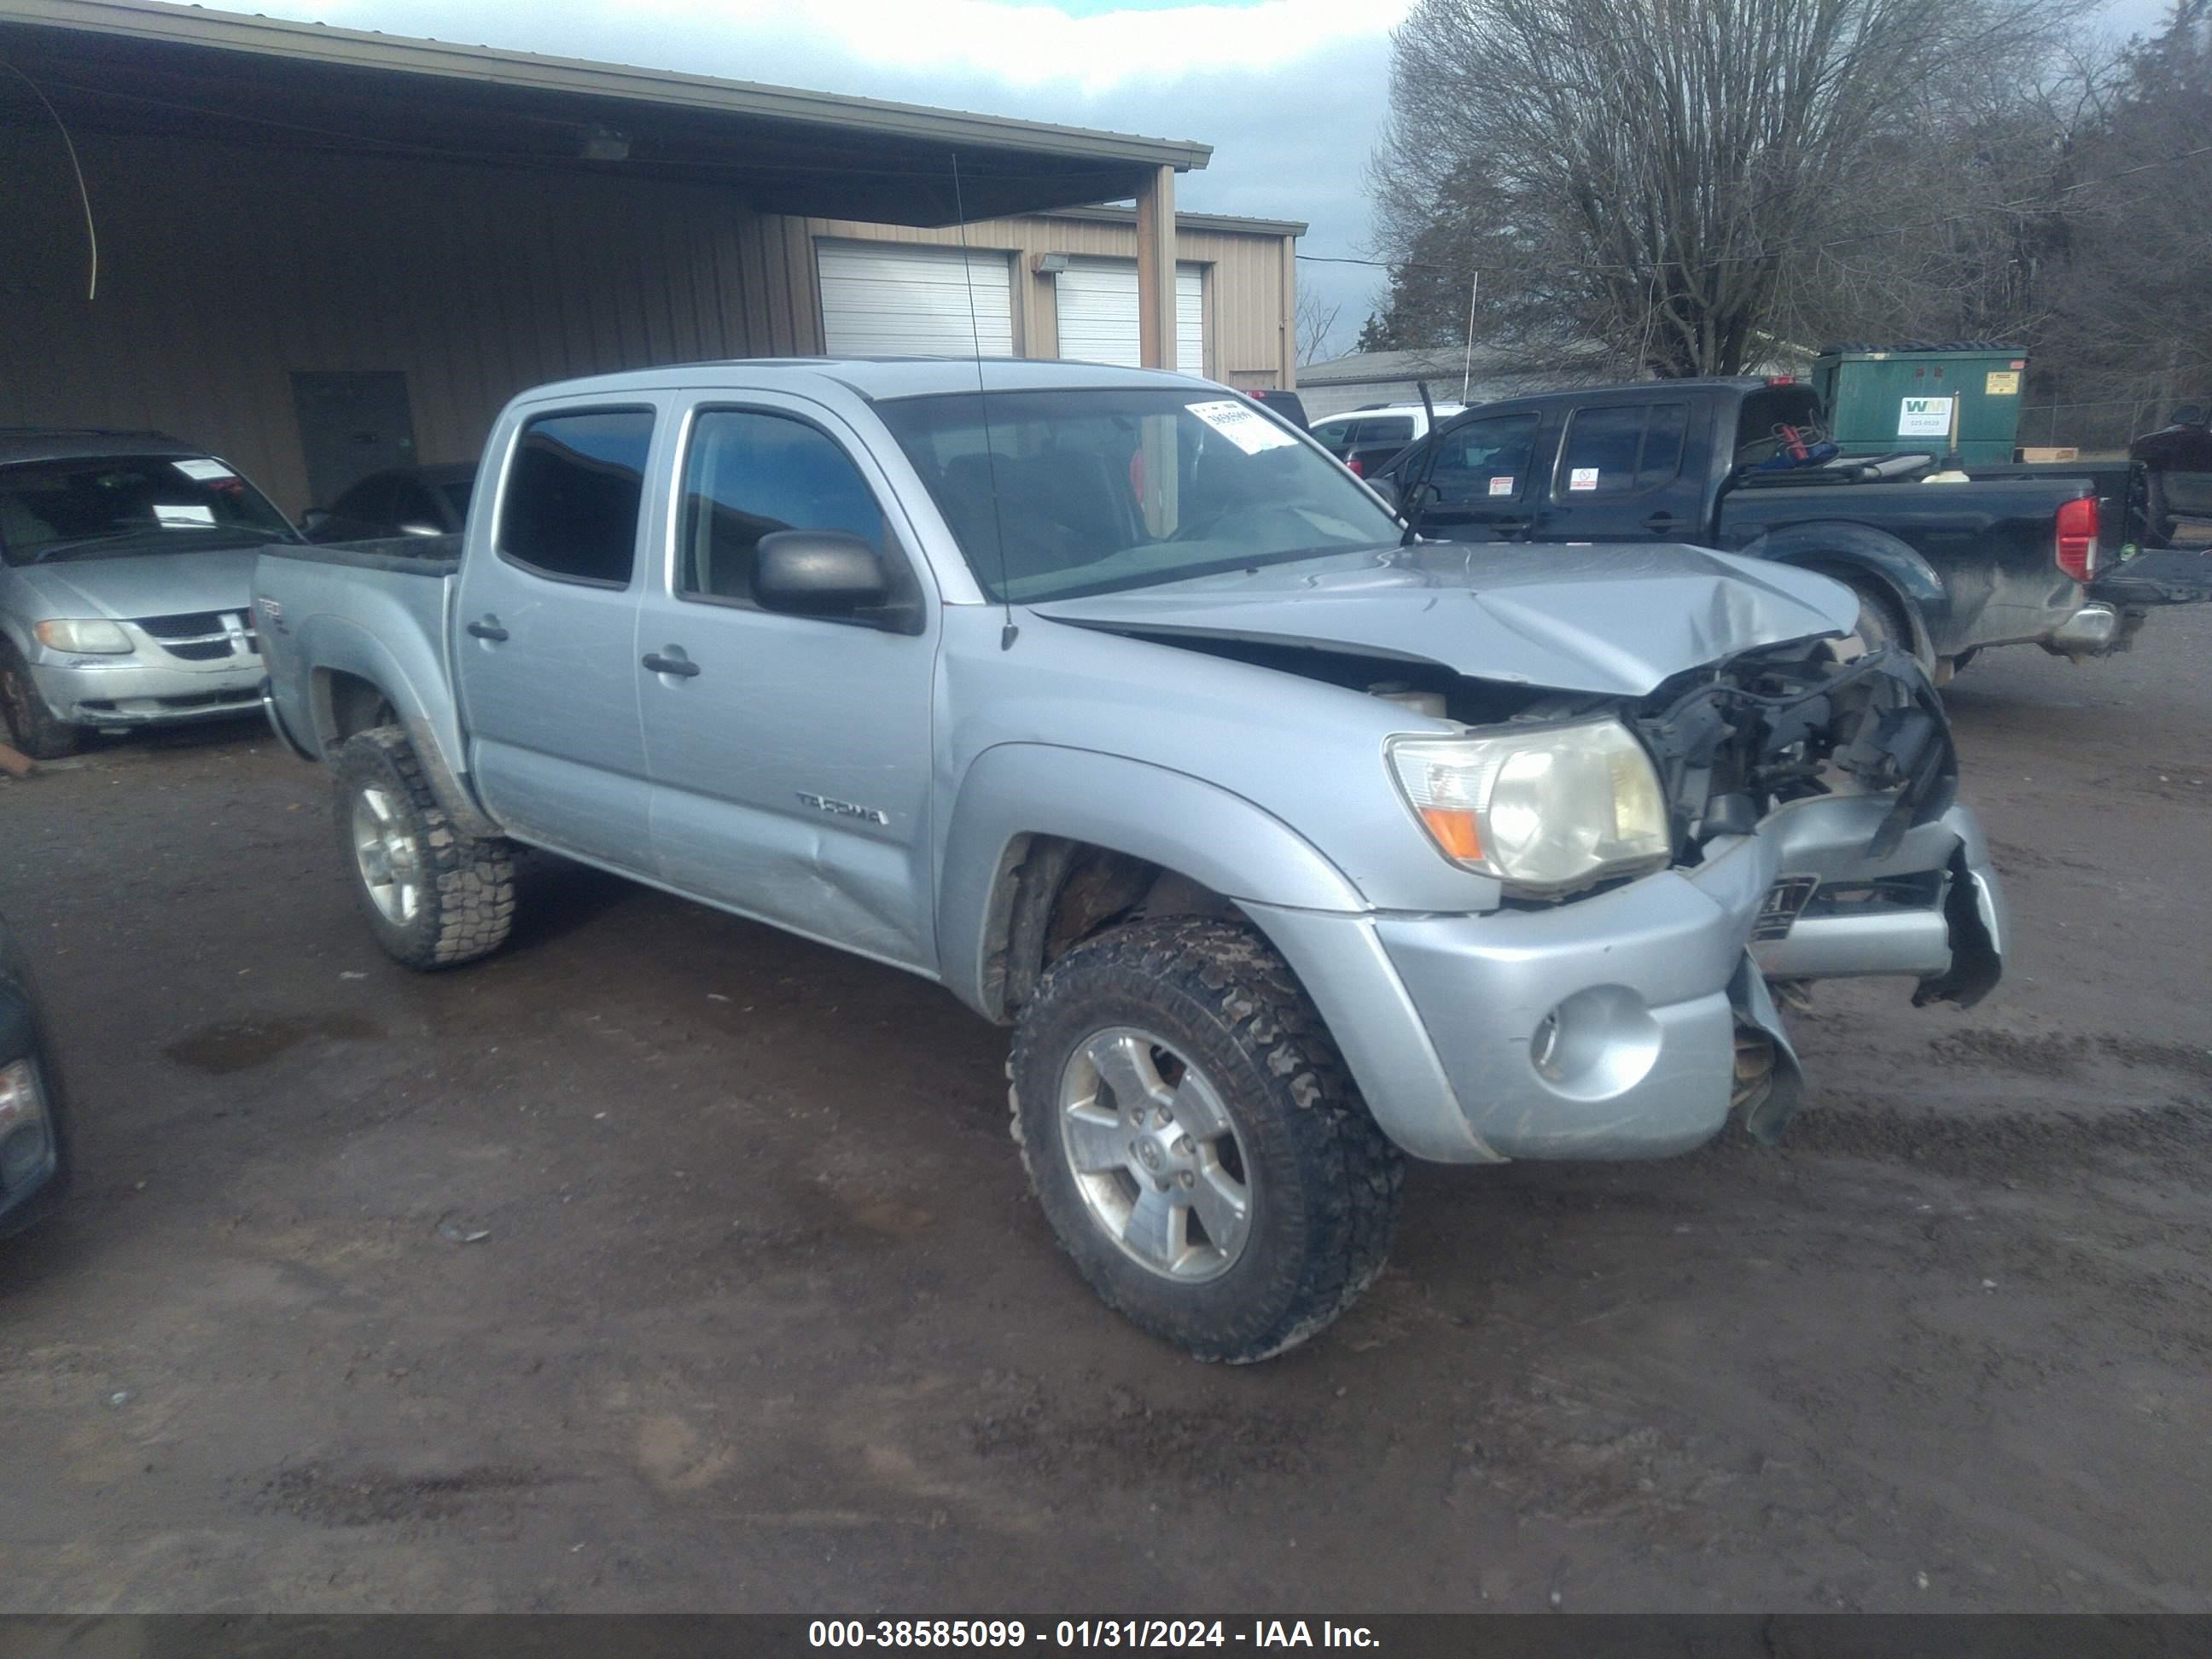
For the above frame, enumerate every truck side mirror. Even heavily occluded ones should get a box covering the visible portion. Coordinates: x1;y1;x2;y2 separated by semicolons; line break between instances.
754;530;917;632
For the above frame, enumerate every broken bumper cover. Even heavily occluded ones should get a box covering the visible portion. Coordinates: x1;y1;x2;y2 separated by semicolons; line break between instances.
1249;794;2004;1166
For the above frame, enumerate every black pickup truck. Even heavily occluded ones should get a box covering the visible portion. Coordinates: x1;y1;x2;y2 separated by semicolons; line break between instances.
1373;376;2200;677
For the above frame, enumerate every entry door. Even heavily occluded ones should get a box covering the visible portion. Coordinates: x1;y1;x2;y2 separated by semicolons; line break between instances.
291;371;416;507
637;399;938;969
453;405;657;871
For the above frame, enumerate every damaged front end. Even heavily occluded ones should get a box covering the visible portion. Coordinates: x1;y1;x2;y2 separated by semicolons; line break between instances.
1628;640;2004;1141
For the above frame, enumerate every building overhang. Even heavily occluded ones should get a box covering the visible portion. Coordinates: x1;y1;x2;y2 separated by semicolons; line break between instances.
0;0;1213;224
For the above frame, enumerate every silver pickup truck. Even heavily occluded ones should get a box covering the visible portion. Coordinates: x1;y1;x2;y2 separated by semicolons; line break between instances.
255;358;2005;1362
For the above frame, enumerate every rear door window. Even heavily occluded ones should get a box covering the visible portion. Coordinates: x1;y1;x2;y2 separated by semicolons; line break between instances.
497;408;655;586
1556;403;1688;498
1313;419;1357;458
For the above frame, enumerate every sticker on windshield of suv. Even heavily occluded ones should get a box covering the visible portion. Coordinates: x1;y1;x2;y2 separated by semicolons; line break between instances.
1188;399;1297;456
154;504;216;527
1569;467;1600;491
1488;476;1515;496
172;458;236;482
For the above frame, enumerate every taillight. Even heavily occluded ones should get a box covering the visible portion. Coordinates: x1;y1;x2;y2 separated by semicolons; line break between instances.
2056;496;2098;582
1348;457;1366;477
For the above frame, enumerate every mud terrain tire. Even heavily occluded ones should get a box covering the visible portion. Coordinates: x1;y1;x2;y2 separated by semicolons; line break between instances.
332;726;515;969
1010;917;1403;1363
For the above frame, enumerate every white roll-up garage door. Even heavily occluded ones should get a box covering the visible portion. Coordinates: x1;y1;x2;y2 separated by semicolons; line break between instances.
816;241;1015;358
1053;260;1207;374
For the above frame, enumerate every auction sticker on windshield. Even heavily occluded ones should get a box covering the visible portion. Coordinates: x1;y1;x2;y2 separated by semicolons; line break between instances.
1188;399;1297;456
1569;467;1600;491
1488;475;1516;496
154;504;216;527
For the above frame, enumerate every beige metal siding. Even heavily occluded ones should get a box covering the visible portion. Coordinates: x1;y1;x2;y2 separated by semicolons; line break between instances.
797;212;1292;387
2;129;781;512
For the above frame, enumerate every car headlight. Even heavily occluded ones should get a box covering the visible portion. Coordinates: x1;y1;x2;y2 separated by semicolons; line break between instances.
1388;719;1673;894
34;619;133;655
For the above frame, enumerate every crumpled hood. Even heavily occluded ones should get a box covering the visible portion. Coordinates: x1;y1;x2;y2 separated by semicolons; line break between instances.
1030;542;1859;697
10;548;260;622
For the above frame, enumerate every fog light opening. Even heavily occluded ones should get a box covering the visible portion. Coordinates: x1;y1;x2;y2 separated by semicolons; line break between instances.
1525;986;1664;1102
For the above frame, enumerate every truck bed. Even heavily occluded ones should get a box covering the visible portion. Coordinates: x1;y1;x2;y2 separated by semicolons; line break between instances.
254;533;463;771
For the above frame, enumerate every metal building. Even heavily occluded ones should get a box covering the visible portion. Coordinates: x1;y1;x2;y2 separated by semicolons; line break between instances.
1;0;1292;514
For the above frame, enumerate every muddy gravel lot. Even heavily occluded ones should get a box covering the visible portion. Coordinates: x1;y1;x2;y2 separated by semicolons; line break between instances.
1;604;2208;1615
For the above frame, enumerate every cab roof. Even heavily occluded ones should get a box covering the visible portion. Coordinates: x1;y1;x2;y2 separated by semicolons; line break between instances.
510;357;1230;406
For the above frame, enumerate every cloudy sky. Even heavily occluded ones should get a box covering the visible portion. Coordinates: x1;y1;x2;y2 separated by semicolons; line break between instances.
292;0;2166;364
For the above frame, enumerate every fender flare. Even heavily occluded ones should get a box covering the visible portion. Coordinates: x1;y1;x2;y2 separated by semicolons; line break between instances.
293;614;499;839
936;742;1367;1020
1732;520;1946;667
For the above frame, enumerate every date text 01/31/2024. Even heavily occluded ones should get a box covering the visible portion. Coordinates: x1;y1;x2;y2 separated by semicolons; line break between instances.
808;1622;1381;1650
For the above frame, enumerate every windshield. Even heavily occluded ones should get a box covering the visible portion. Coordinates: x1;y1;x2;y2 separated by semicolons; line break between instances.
0;455;296;566
876;388;1400;602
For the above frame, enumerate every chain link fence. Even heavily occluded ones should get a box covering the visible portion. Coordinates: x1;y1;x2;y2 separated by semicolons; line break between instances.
2016;396;2192;455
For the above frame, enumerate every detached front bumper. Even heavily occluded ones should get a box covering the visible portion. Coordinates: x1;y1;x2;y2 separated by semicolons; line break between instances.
1249;795;2004;1165
27;655;264;728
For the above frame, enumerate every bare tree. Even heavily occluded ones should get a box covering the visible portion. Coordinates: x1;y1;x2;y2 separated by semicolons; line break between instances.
1370;0;2073;377
2032;0;2212;439
1295;290;1344;365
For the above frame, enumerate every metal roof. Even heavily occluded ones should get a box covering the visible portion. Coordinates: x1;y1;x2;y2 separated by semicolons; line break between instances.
0;0;1214;224
1048;205;1307;239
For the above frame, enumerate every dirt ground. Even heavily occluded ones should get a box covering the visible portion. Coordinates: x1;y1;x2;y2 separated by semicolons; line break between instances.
1;602;2208;1616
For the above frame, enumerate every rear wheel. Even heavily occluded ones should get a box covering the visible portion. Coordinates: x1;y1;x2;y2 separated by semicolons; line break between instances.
0;646;80;760
1009;917;1404;1363
331;726;515;969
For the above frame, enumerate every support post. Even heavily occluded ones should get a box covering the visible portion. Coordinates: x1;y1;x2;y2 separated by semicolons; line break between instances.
1134;165;1177;370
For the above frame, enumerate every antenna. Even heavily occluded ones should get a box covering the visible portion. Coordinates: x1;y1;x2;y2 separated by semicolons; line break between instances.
3;64;98;300
1460;272;1480;404
949;152;1018;650
1401;380;1442;548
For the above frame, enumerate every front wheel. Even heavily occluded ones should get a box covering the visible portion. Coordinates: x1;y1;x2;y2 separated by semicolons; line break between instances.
0;647;80;760
331;726;516;969
1818;573;1912;667
1010;917;1404;1363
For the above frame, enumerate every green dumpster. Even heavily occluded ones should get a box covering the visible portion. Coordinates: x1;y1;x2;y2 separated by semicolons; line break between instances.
1812;343;2029;464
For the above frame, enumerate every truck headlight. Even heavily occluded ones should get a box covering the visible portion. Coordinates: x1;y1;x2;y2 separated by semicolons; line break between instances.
34;619;133;655
1388;719;1672;894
